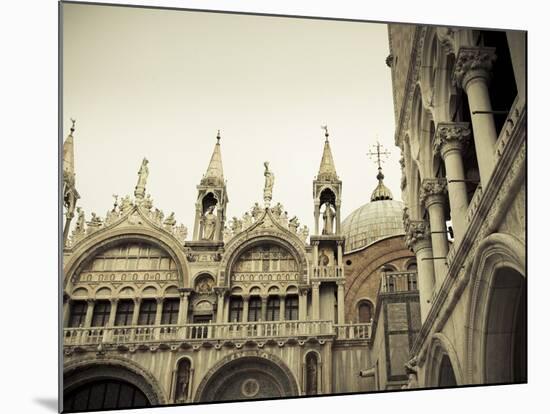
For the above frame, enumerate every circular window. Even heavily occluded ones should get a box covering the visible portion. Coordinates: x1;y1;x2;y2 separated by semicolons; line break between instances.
346;260;352;266
241;378;260;397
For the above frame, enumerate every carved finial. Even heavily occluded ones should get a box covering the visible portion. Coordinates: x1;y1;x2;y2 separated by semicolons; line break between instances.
112;194;118;210
321;125;329;141
70;118;76;135
216;129;221;143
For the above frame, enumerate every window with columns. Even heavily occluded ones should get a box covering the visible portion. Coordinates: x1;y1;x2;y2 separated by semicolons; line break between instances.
266;296;280;321
161;298;180;325
229;296;243;322
138;299;157;325
68;300;87;327
248;297;262;322
115;299;134;326
285;295;298;320
91;300;111;327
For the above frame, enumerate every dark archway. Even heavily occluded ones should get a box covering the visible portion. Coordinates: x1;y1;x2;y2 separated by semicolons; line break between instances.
196;356;299;402
485;267;526;383
64;379;150;412
438;355;457;387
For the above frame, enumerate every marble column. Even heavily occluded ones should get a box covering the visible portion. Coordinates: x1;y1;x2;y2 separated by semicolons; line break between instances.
177;290;191;325
312;242;319;267
279;294;286;321
154;298;164;325
260;296;268;322
336;281;345;324
337;241;343;267
299;287;309;320
421;178;449;287
335;200;341;234
454;47;497;188
62;292;71;328
406;220;435;322
312;282;320;320
193;203;202;240
314;202;320;235
242;295;250;323
107;299;119;327
131;298;141;326
84;299;95;328
434;122;471;243
215;288;226;324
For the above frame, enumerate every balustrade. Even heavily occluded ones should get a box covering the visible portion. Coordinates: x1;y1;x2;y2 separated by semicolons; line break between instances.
380;271;418;294
311;265;344;280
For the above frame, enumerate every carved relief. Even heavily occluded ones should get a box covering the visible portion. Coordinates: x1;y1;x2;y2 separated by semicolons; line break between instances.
433;122;471;157
420;178;448;206
452;46;497;88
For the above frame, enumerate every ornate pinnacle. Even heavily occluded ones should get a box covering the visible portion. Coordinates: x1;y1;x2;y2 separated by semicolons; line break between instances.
321;125;329;141
216;129;221;143
70;118;76;135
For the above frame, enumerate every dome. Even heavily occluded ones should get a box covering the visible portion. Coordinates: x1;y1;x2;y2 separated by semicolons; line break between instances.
342;199;405;253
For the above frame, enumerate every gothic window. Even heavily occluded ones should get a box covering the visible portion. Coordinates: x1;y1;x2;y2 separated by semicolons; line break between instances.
229;297;243;322
138;299;157;325
305;352;319;395
68;301;87;327
115;300;134;326
161;298;180;325
285;295;299;320
358;300;373;323
91;300;111;327
248;297;262;322
266;296;280;321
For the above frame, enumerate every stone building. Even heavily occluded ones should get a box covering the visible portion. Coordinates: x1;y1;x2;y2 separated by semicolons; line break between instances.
61;125;420;410
387;24;526;387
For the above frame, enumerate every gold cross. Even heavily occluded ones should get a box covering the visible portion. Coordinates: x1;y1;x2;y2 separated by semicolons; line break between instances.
367;141;391;169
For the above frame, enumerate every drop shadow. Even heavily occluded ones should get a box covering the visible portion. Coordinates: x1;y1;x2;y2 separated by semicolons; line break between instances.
33;397;58;412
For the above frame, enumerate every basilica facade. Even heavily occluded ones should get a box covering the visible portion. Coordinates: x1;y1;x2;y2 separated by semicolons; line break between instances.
62;124;419;411
387;24;526;387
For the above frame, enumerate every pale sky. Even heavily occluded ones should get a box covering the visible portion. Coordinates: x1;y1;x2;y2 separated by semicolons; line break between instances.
62;3;401;234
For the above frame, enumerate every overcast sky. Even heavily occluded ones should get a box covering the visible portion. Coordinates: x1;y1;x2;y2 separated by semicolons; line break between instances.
62;3;401;233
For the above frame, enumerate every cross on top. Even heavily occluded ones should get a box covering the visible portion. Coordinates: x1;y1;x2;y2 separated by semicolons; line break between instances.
367;141;391;170
321;125;329;140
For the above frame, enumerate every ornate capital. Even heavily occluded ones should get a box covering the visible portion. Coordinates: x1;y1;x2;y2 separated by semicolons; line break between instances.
298;285;310;295
214;287;227;298
178;288;193;298
433;122;471;158
420;178;447;207
405;220;431;252
453;46;497;89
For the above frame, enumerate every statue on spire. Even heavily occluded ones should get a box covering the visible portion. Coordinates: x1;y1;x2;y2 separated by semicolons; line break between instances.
134;158;149;200
263;161;275;207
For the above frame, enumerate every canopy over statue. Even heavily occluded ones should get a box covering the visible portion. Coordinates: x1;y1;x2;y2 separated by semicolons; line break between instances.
263;161;275;207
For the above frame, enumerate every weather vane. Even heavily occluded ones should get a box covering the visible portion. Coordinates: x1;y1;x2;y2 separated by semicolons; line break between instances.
367;141;391;170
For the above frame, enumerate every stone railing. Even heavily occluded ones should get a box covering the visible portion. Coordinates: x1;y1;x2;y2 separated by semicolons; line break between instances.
335;323;372;340
380;271;418;294
64;320;373;347
311;265;344;280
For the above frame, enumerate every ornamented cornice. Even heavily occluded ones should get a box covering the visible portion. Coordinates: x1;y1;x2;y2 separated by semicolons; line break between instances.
420;178;447;207
433;122;471;158
452;46;497;88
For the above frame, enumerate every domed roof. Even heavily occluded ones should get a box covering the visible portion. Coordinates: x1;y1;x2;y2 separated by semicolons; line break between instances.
342;200;405;253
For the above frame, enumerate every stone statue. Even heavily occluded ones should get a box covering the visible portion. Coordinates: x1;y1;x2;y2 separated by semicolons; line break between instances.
120;195;133;214
223;225;233;243
174;224;188;243
153;208;164;226
142;194;153;210
175;360;191;402
164;212;176;227
263;161;275;206
75;207;85;233
136;158;149;188
280;211;289;228
289;216;299;233
299;225;309;243
87;212;103;233
271;202;283;218
318;252;330;266
202;205;217;240
322;202;335;235
231;217;243;234
306;354;318;395
242;211;253;229
404;357;419;389
251;203;262;221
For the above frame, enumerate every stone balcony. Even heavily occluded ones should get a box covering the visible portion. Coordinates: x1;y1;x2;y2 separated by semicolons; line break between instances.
63;320;371;352
380;271;418;294
311;265;344;281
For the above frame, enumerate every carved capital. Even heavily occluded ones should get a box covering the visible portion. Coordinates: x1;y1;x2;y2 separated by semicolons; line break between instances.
405;220;431;251
433;122;471;158
178;288;193;298
453;46;497;89
214;287;227;298
420;178;447;208
298;285;310;295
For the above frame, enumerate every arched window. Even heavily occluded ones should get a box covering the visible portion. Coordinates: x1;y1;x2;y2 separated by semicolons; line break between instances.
64;379;150;411
68;301;87;328
115;300;134;326
305;352;319;395
161;298;180;325
357;300;373;323
285;295;298;320
266;296;280;321
229;296;243;322
248;297;262;322
138;299;157;325
91;300;111;327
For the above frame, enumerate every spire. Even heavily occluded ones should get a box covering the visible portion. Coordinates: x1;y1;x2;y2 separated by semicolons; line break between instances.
367;141;393;202
201;130;224;186
63;118;76;178
63;119;80;246
317;125;338;181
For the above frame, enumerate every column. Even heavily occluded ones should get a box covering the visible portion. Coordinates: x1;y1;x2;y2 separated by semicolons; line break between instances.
298;287;309;320
434;122;471;243
336;281;345;324
215;289;226;324
84;299;95;328
242;295;250;323
335;200;341;234
260;296;268;322
314;202;320;235
312;242;319;266
279;294;286;321
406;220;436;323
62;292;71;327
193;203;201;240
154;298;164;326
336;241;343;267
312;282;320;320
421;178;449;287
506;31;526;102
131;298;141;326
107;299;119;327
177;290;191;325
454;47;497;188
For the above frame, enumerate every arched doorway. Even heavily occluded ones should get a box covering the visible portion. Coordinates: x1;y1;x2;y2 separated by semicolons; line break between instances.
64;379;150;412
196;356;299;402
484;267;526;383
